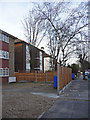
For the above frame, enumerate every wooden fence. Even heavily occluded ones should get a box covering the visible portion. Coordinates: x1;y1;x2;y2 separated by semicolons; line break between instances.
15;67;72;94
58;66;72;90
14;66;72;91
14;71;57;82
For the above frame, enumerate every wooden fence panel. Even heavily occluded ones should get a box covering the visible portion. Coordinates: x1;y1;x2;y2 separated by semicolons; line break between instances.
14;67;72;92
70;68;72;82
65;67;67;86
59;66;62;90
68;68;70;83
63;67;66;87
67;68;69;84
69;68;71;83
66;67;68;85
37;73;46;82
27;73;35;82
47;71;57;82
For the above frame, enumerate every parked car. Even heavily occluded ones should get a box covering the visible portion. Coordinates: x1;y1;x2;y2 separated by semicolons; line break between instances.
85;71;89;80
85;71;89;76
87;73;90;80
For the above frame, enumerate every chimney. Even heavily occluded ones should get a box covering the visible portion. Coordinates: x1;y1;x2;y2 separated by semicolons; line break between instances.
41;47;44;51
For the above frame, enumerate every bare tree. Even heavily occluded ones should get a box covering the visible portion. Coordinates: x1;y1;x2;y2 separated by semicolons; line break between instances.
22;10;46;47
22;8;46;70
34;2;89;66
47;27;58;70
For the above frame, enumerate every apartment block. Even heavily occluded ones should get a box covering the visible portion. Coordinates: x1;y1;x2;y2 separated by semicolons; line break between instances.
14;40;50;72
0;29;17;83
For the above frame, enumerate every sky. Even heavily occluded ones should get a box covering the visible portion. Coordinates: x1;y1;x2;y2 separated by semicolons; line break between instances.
0;0;87;40
0;1;51;50
0;2;32;40
0;0;88;65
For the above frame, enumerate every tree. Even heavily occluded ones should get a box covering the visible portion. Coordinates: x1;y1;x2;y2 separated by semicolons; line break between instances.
34;2;89;66
22;9;46;70
77;31;90;79
68;63;80;75
47;27;58;70
22;10;46;46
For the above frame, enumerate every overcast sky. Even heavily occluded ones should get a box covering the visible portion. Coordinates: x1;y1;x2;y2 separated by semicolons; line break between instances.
0;2;32;40
0;0;87;40
0;0;88;55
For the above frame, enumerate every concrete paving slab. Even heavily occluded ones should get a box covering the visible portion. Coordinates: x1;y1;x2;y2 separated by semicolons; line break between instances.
42;112;72;118
30;92;59;98
59;80;88;100
41;77;89;118
71;100;88;118
42;100;88;118
48;100;74;113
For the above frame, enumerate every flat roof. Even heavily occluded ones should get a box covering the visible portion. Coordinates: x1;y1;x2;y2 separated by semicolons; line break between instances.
0;29;17;39
15;40;50;57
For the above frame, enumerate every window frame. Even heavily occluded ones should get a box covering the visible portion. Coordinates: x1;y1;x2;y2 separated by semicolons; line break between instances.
0;68;3;76
0;50;9;59
0;33;9;43
40;51;43;70
0;68;9;77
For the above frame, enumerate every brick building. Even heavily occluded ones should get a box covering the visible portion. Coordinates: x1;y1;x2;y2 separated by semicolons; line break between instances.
0;29;17;83
0;29;56;83
14;40;50;72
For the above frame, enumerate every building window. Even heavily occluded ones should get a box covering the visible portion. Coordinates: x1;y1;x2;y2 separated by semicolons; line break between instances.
0;33;1;40
34;68;40;70
6;52;9;59
0;68;9;77
6;68;9;75
0;68;2;76
26;45;30;71
0;50;9;59
0;33;9;43
3;68;5;76
0;50;2;58
2;51;6;58
40;51;43;70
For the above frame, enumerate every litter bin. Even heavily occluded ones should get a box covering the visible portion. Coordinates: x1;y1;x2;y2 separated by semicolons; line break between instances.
72;73;75;80
53;76;57;88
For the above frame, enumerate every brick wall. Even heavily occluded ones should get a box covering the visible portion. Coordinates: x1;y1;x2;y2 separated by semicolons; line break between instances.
2;42;9;51
2;59;9;68
2;77;8;83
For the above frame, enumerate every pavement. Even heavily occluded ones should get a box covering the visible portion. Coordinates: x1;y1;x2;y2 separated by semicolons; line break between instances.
40;75;89;118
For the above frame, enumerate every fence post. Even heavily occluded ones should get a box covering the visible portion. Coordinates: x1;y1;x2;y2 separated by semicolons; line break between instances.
61;66;63;91
18;73;19;82
35;71;37;82
71;69;72;81
26;70;27;81
65;67;66;86
46;72;48;82
18;70;19;82
57;63;60;96
68;68;69;84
